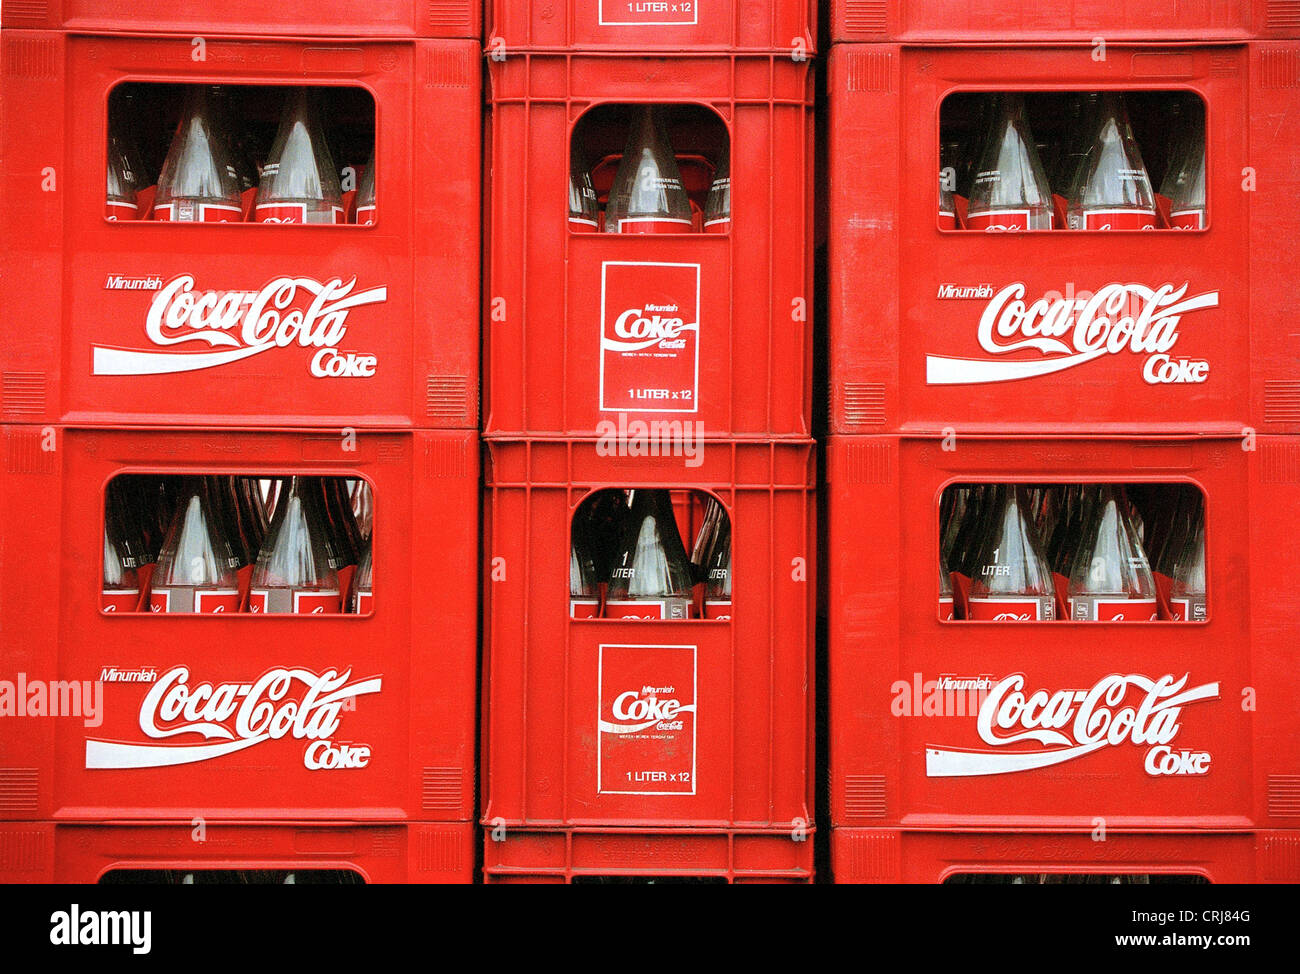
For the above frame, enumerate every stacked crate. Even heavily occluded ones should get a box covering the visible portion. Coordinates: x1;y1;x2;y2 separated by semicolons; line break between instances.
825;12;1300;881
479;1;819;881
0;7;482;882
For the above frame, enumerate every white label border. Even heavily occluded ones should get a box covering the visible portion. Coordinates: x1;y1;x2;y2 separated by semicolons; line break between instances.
597;642;698;796
598;260;701;415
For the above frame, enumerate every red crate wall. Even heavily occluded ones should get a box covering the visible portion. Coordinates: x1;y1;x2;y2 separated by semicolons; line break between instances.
831;0;1297;44
0;0;479;40
831;830;1290;883
824;434;1300;880
0;823;475;884
480;439;815;840
482;827;813;882
827;42;1300;436
486;0;816;52
0;426;479;824
484;53;815;439
0;32;481;430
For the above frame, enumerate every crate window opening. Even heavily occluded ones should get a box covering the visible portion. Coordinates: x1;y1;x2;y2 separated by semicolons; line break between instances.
107;82;376;226
571;488;731;620
939;90;1206;232
571;104;729;235
103;473;373;615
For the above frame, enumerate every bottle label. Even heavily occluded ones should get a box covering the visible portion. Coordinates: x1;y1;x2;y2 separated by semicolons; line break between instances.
249;589;340;614
570;598;601;619
966;209;1031;232
703;217;730;234
1170;210;1205;230
1083;209;1157;230
598;0;698;26
703;600;731;620
938;209;957;230
355;204;376;226
153;201;243;223
939;596;954;621
255;202;344;225
148;587;240;613
1069;596;1160;621
605;598;693;620
597;643;697;796
1170;596;1207;622
196;589;241;613
599;260;700;415
101;589;140;612
568;215;599;232
967;596;1055;621
616;217;693;233
106;199;139;221
354;591;374;614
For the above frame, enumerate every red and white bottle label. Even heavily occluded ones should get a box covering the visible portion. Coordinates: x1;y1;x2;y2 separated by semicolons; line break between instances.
938;209;957;230
966;209;1031;232
967;596;1055;621
195;589;241;613
1069;596;1159;621
599;260;700;414
568;215;599;232
153;201;242;223
148;587;239;613
703;600;731;620
570;598;601;619
1083;209;1157;231
248;589;340;614
106;199;139;221
254;202;344;225
605;598;692;620
295;591;340;614
597;643;697;796
616;217;693;234
1170;596;1207;622
355;204;376;226
939;596;954;621
101;589;140;612
703;217;730;234
1170;210;1205;230
354;591;374;614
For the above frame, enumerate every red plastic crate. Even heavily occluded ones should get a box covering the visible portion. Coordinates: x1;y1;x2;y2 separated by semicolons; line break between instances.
484;54;814;439
482;827;812;882
480;438;815;838
487;0;815;52
0;822;475;883
825;434;1300;859
0;0;479;39
0;32;480;429
0;426;478;823
831;830;1298;883
831;0;1297;43
828;43;1300;435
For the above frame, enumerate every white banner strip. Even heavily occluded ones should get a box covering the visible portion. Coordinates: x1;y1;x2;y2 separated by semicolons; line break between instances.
926;740;1108;777
926;348;1109;385
86;735;266;769
93;343;270;376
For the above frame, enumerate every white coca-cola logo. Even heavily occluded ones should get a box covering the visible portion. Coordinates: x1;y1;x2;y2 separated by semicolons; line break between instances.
85;665;381;770
992;612;1032;621
603;305;697;352
926;673;1218;777
92;274;386;378
599;689;695;734
927;282;1218;386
